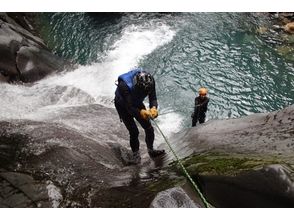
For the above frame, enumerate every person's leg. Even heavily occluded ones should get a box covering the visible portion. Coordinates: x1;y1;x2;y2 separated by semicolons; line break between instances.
136;116;154;150
145;126;154;149
136;115;165;157
115;102;140;152
122;117;140;152
192;116;197;127
199;112;206;124
192;110;199;127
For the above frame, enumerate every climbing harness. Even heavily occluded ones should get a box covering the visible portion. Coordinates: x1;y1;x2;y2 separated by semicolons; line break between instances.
151;118;212;208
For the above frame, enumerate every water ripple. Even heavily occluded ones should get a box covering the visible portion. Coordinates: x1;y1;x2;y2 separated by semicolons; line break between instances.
37;13;294;129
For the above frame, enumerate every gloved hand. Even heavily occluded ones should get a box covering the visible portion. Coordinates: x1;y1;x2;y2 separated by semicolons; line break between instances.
149;107;158;119
140;109;151;120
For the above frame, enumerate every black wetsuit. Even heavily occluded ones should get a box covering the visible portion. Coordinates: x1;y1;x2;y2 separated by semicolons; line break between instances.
114;80;158;152
192;96;209;127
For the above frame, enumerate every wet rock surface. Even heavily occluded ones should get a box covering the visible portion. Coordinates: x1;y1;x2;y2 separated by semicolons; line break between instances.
169;104;294;157
0;104;293;207
0;171;51;207
166;105;294;207
199;165;294;208
150;186;199;208
0;104;186;207
0;12;293;207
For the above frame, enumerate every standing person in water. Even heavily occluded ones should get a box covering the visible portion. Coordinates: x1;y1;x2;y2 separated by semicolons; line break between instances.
114;68;165;164
191;87;209;127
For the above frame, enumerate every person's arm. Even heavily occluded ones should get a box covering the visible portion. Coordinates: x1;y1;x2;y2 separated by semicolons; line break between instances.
201;97;209;112
194;97;200;110
117;80;140;118
148;83;158;109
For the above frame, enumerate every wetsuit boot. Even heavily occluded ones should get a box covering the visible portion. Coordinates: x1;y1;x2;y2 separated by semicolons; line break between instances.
148;149;165;158
131;151;141;164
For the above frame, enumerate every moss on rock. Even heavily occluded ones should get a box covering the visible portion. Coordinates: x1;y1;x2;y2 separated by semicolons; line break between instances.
171;152;288;176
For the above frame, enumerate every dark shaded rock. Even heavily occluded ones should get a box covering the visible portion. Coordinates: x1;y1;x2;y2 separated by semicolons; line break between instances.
0;171;52;207
16;46;65;82
0;104;184;207
0;118;128;207
0;13;68;83
5;13;39;36
166;105;294;207
0;131;29;169
0;102;293;207
0;24;23;82
199;165;294;208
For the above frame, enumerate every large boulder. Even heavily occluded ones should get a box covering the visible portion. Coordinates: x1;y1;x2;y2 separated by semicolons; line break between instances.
0;104;191;207
165;104;294;207
0;102;293;207
150;186;199;208
0;13;67;83
16;46;65;82
0;171;55;207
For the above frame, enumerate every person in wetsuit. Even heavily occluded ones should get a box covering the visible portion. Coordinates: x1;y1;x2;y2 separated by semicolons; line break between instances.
114;68;165;164
191;87;209;127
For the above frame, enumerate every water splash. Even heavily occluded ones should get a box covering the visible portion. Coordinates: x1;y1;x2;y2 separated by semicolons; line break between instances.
38;22;176;107
155;111;184;138
0;20;182;134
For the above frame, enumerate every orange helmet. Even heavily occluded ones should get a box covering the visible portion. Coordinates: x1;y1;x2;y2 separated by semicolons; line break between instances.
198;87;208;96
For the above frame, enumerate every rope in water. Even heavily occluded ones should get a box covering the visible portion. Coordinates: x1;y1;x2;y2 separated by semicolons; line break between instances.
151;119;212;208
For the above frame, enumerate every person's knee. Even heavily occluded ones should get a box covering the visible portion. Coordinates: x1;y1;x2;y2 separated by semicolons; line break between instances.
199;117;205;123
130;127;139;138
145;126;154;134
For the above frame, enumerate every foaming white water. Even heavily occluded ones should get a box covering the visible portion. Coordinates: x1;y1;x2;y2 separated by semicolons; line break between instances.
39;23;176;107
154;111;184;138
0;22;175;119
0;82;94;120
0;83;47;119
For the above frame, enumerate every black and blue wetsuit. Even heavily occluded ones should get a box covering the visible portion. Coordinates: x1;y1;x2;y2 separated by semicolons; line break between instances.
114;69;158;153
